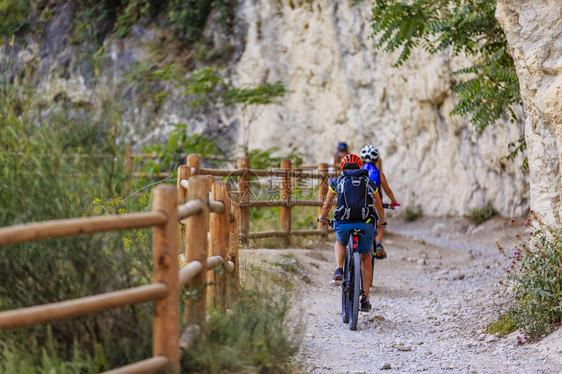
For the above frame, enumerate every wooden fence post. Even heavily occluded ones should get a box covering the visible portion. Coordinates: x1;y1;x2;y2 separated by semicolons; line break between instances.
152;185;180;373
184;176;209;326
317;163;329;241
237;158;250;243
280;159;292;244
208;182;231;311
187;154;200;176
177;165;191;204
228;192;240;296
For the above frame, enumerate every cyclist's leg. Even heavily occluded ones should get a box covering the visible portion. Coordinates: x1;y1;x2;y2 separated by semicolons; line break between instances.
361;252;372;295
333;221;350;268
355;223;376;296
376;191;385;246
376;225;384;243
332;221;350;283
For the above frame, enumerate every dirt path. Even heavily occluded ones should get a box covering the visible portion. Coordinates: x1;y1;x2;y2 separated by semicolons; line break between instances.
281;217;562;373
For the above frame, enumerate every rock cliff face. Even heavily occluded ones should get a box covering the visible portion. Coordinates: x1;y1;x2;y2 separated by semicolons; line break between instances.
233;0;528;217
3;0;532;218
496;0;562;226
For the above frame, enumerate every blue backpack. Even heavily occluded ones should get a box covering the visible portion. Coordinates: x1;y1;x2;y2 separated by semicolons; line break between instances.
333;169;378;222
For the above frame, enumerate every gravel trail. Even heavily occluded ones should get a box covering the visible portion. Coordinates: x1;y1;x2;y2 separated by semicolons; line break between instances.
288;217;562;373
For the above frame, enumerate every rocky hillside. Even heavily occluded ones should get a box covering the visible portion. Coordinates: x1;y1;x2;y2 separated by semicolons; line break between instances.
234;0;528;218
496;0;562;227
3;0;533;218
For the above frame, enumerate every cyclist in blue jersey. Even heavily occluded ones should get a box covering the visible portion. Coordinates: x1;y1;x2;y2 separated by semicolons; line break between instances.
318;153;386;312
360;145;399;259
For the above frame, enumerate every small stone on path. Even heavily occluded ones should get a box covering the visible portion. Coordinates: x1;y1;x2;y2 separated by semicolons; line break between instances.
380;363;392;370
393;344;412;351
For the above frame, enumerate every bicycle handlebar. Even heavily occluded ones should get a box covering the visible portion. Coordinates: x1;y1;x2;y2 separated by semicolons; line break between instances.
317;218;334;227
382;203;400;210
317;218;386;227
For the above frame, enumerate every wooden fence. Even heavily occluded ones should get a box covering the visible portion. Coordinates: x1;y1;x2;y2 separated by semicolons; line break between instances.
0;176;238;374
182;154;337;242
0;152;337;373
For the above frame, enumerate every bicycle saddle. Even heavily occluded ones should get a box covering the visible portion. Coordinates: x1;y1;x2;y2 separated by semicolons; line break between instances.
350;229;365;236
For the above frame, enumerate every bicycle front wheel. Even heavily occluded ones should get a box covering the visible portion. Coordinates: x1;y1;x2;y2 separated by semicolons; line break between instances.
349;252;361;330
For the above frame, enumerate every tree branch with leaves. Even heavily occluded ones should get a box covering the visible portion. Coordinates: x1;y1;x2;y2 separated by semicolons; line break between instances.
359;0;526;169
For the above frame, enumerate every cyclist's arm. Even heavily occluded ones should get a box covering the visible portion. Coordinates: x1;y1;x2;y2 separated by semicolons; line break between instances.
379;170;398;205
318;189;336;221
373;190;385;225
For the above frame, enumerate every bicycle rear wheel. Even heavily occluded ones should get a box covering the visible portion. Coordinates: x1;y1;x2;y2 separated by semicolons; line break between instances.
349;252;361;330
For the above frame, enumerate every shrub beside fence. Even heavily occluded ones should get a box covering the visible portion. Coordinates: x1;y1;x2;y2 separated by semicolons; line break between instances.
0;152;334;373
0;177;238;373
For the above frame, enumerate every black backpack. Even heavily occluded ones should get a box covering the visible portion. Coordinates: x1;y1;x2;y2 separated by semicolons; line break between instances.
333;169;378;222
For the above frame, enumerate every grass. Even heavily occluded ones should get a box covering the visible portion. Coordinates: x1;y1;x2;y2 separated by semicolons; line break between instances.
0;328;98;373
181;252;303;373
247;205;321;249
468;203;496;225
495;213;562;340
403;205;423;222
486;311;518;336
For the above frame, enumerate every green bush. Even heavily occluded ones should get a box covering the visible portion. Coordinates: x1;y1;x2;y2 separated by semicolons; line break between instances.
497;213;562;339
182;263;302;373
0;0;32;37
404;206;423;222
468;203;496;225
0;329;96;373
0;56;153;369
486;310;518;336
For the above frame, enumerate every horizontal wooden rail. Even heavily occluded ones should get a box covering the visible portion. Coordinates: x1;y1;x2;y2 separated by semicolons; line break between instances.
0;212;167;247
247;230;288;239
209;201;225;213
0;283;168;330
206;255;224;268
101;356;170;374
243;200;323;208
198;167;246;177
196;167;339;179
179;179;189;190
179;261;203;287
244;228;333;239
226;261;235;272
178;255;233;287
178;200;204;220
251;169;339;179
291;229;328;236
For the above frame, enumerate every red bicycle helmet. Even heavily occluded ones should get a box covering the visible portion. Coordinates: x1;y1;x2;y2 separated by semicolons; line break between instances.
340;153;362;170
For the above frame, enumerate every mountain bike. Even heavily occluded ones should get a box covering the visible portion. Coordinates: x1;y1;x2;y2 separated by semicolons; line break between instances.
318;219;364;331
342;226;365;330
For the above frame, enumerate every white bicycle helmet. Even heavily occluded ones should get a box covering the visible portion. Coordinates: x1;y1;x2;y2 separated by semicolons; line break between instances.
360;145;380;163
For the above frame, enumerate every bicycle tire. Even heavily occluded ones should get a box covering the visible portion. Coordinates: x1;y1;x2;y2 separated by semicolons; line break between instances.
370;250;375;286
349;252;361;330
341;254;349;324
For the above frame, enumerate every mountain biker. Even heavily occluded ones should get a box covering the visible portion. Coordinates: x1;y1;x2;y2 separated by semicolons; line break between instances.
329;142;349;181
360;145;399;260
328;142;349;183
318;153;386;312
